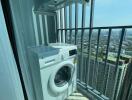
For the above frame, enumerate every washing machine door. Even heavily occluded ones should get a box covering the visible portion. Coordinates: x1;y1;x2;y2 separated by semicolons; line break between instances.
49;61;74;95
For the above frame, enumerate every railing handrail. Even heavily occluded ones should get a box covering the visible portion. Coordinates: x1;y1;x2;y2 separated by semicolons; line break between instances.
57;25;132;30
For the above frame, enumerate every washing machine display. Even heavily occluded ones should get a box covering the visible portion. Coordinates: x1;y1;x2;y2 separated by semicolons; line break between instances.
69;49;77;56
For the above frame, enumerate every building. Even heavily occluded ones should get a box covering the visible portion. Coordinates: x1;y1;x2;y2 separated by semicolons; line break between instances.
102;54;131;99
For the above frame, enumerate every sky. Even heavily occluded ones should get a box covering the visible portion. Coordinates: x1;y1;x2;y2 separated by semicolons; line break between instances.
93;0;132;27
68;0;132;27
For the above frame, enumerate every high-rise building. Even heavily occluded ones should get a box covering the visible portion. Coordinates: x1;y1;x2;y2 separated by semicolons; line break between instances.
90;52;131;99
128;84;132;100
77;51;131;100
103;54;131;99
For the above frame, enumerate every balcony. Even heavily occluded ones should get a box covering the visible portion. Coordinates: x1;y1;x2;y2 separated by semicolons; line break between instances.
32;0;132;100
1;0;132;100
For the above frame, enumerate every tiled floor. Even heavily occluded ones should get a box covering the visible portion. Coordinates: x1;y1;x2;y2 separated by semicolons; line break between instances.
66;92;89;100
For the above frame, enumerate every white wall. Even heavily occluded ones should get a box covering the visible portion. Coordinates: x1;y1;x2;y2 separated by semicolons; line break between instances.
0;1;24;100
8;0;56;100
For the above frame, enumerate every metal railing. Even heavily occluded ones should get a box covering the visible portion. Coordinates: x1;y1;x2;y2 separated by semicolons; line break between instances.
32;1;132;99
55;1;132;100
57;25;132;100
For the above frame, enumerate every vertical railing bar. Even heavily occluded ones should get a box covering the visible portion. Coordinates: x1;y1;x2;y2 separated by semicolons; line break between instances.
32;10;39;46
85;0;95;85
74;0;79;80
69;0;72;43
75;0;78;45
55;14;58;42
95;29;101;66
94;28;101;88
64;0;67;43
56;29;59;42
62;8;65;42
60;9;63;43
80;1;86;82
103;28;112;94
39;15;45;44
112;28;126;100
56;10;60;42
44;15;49;45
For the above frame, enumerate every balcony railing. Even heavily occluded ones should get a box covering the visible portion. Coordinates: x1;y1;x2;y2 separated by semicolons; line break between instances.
57;26;132;100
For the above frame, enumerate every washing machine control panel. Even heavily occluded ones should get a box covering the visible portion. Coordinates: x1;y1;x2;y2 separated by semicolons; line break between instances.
60;48;77;60
69;49;77;56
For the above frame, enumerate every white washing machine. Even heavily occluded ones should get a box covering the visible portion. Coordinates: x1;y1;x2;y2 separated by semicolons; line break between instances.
28;43;77;100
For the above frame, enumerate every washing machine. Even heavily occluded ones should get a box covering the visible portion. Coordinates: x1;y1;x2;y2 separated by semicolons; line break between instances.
28;43;77;100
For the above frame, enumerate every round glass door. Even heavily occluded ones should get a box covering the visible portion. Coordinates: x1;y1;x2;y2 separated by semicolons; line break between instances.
54;66;71;87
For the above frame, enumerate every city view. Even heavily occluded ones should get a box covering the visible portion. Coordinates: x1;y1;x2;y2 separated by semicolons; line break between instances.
67;29;132;58
57;2;132;97
65;29;132;99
